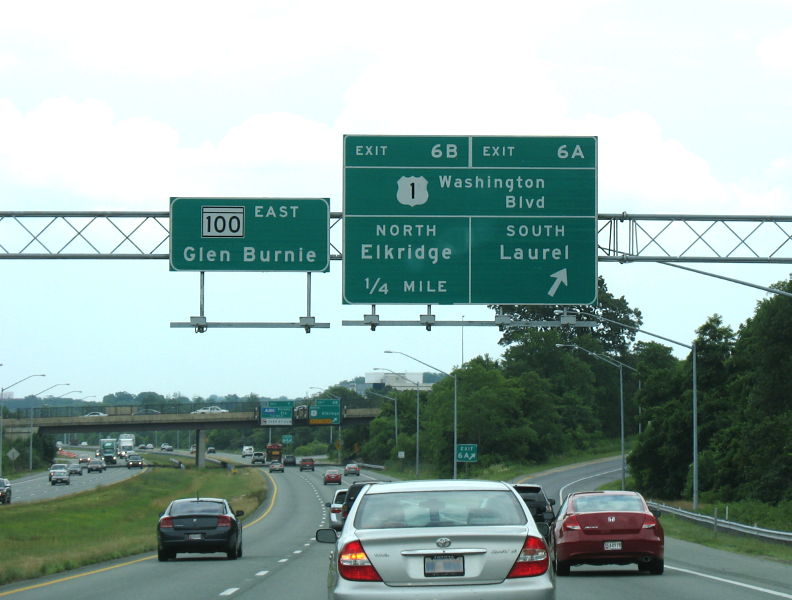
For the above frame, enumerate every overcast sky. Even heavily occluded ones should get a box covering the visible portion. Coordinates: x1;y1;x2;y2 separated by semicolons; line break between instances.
1;1;790;402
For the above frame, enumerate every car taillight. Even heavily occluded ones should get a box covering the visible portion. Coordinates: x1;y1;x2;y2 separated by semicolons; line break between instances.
507;536;549;578
330;507;341;513
159;516;174;528
562;515;582;531
642;514;658;529
216;515;233;527
338;540;382;581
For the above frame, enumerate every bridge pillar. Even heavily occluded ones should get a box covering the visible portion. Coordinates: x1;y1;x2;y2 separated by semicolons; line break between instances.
196;429;206;468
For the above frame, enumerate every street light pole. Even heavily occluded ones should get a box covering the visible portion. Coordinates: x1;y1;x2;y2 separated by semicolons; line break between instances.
1;373;45;476
556;344;637;490
29;383;70;471
578;311;700;509
385;350;459;479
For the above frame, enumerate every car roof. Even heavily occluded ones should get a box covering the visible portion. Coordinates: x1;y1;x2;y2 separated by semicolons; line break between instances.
363;479;513;495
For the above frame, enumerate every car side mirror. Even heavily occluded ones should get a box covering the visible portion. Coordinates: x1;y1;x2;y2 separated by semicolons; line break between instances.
548;498;556;506
325;502;331;507
316;528;338;544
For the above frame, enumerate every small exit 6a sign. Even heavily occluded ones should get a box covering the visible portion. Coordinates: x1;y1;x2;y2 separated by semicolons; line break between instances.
170;197;330;272
456;443;478;463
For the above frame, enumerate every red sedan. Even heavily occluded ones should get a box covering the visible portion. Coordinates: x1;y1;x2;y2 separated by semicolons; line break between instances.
552;490;664;575
323;469;342;485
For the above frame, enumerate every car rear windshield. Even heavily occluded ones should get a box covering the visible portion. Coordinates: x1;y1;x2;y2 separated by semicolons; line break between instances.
354;490;527;529
170;501;225;516
572;494;644;513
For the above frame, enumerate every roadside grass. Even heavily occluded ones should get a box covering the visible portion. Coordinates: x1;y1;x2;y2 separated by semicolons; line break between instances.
380;439;627;482
0;466;267;586
596;480;792;565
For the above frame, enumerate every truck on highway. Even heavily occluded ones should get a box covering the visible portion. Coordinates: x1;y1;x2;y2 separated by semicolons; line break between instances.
117;434;135;458
99;438;118;465
266;443;283;463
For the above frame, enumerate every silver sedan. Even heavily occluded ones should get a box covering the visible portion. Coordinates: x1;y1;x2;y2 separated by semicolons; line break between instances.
316;479;555;599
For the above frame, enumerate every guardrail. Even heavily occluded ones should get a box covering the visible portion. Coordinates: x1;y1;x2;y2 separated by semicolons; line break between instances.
648;501;792;546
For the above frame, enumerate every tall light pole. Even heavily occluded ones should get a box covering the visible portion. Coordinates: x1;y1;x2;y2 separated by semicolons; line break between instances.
1;373;45;476
375;367;426;474
556;344;638;490
578;310;700;509
368;384;399;452
385;350;459;479
29;383;70;471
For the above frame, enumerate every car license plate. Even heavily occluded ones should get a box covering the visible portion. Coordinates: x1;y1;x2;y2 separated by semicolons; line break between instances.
188;533;204;541
424;555;464;577
604;541;622;551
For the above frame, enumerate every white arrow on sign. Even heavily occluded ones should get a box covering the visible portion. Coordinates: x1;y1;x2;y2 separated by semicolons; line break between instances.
547;268;568;297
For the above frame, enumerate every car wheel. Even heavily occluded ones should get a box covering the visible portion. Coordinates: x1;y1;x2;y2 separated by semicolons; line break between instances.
649;558;664;575
554;558;570;576
227;545;239;560
157;549;173;562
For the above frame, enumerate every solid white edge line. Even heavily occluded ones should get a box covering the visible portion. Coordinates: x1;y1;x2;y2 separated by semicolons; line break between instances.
668;566;792;599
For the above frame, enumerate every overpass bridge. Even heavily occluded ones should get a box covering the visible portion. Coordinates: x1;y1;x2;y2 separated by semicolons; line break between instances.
2;405;382;438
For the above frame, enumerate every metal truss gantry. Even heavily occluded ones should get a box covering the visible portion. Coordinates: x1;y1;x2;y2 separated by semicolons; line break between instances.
1;211;790;263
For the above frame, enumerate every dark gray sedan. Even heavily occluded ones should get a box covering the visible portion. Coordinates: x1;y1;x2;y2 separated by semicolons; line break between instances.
157;497;244;561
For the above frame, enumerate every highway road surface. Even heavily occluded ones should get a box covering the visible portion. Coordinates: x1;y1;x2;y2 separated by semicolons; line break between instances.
0;458;789;599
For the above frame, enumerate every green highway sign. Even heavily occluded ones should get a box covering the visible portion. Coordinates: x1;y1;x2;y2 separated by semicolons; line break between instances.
170;197;329;272
260;400;294;426
343;135;597;305
456;443;478;463
309;398;340;425
281;434;293;444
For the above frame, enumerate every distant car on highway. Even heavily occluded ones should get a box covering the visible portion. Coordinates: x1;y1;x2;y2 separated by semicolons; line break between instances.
344;463;360;476
157;497;244;561
50;469;70;485
133;408;160;415
315;479;554;599
0;478;11;504
190;406;229;414
125;454;144;468
67;463;83;476
49;463;68;481
87;458;106;473
282;454;296;466
83;411;108;417
160;443;173;451
251;452;266;464
78;456;91;464
323;469;342;485
552;490;664;576
326;488;347;530
206;446;216;454
299;457;315;471
269;461;284;473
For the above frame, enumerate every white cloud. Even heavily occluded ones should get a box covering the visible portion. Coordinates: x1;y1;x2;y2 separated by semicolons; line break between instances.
757;25;792;71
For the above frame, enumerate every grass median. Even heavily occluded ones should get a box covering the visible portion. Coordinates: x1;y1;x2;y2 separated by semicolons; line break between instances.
0;464;268;586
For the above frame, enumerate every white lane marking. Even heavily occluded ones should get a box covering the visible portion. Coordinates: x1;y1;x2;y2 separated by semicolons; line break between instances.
255;570;270;576
293;550;302;554
668;566;792;598
219;588;239;596
278;558;288;563
558;468;621;503
304;543;310;547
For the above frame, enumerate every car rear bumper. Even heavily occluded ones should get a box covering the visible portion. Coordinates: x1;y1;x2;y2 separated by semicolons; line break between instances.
158;531;238;554
329;574;554;599
556;537;663;564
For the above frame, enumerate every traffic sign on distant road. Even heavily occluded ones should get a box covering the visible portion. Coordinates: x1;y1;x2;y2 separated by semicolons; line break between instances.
343;135;597;305
170;197;329;272
260;400;294;426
